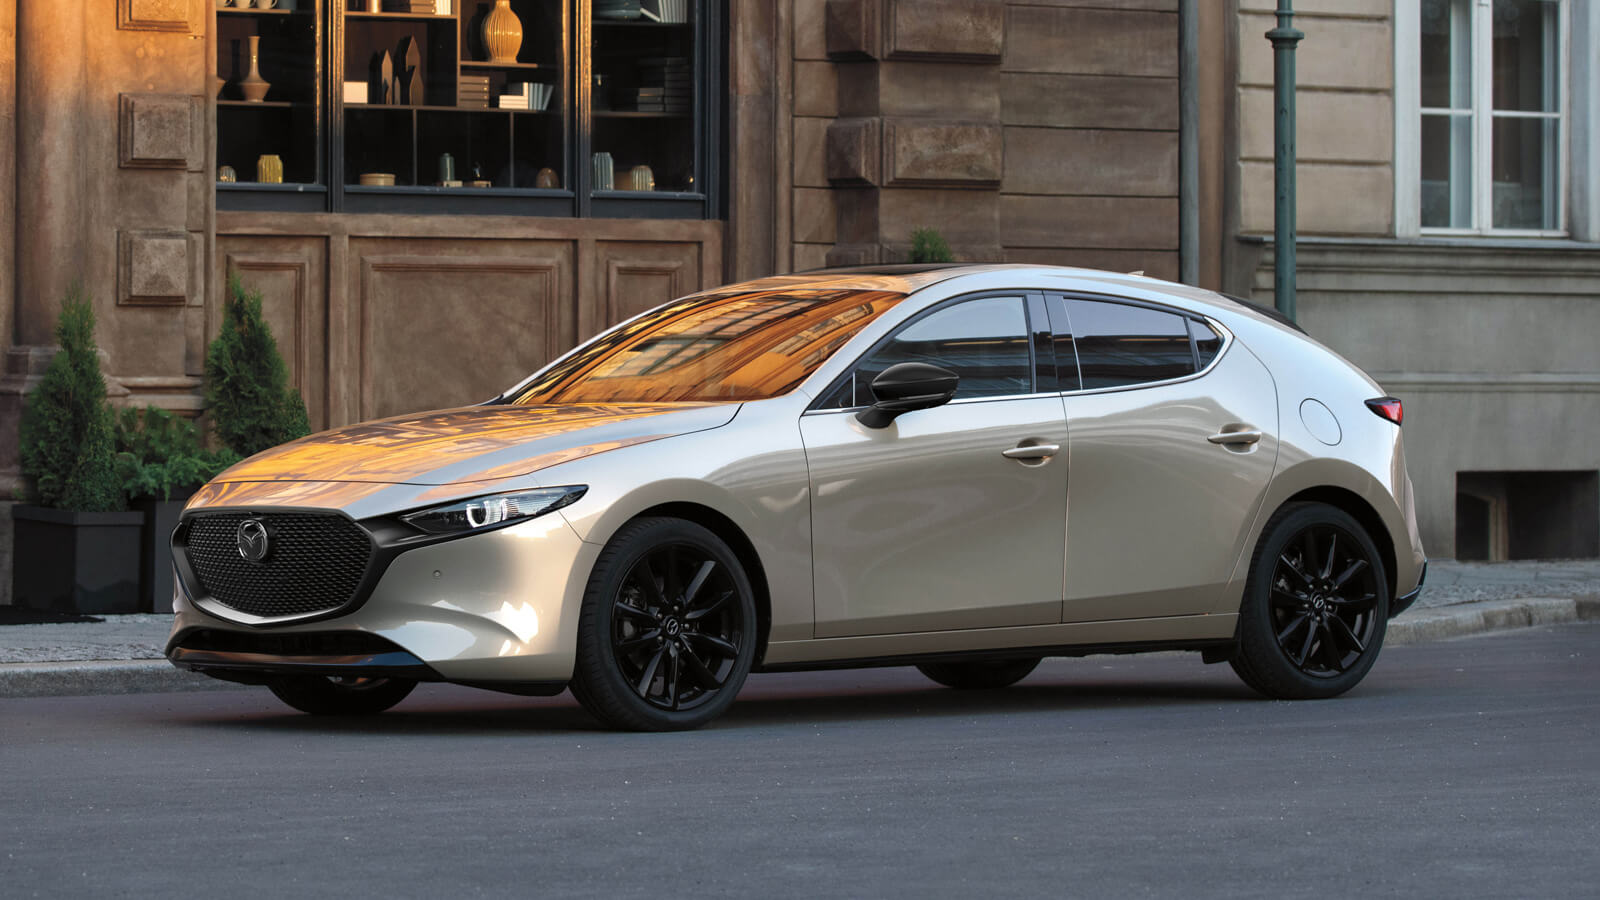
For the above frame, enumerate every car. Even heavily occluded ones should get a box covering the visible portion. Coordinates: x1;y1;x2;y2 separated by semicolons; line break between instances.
166;264;1427;730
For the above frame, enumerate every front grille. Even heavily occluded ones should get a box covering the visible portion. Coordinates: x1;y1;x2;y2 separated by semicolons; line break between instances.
180;512;373;619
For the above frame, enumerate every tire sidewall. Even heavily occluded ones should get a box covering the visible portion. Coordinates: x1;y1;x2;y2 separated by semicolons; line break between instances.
573;517;758;730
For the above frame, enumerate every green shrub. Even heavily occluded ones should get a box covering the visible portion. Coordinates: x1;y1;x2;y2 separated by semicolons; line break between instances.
114;406;241;502
205;275;311;458
17;287;124;511
909;227;955;264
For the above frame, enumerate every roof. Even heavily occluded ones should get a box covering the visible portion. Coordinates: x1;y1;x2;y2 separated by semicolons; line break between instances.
700;263;1036;297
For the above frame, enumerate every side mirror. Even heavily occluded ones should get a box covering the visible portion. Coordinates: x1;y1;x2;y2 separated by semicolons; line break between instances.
856;362;960;429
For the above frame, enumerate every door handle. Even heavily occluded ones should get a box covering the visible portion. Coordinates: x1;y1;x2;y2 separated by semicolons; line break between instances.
1207;428;1262;446
1002;443;1060;460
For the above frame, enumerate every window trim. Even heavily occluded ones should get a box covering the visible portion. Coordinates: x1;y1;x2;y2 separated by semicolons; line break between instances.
805;291;1050;414
1399;0;1573;238
1048;292;1234;399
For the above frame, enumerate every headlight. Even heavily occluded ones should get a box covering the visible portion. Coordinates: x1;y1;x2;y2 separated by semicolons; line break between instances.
399;485;587;535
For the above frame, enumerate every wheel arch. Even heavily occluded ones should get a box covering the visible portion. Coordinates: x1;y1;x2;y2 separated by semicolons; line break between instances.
628;501;773;667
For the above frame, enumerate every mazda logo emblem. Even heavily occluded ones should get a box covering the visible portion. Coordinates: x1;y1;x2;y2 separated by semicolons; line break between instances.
236;519;270;563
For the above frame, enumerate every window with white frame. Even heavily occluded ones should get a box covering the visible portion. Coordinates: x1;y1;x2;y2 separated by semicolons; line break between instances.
1419;0;1567;233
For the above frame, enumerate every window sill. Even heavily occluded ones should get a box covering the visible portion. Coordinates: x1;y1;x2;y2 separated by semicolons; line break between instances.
1237;233;1600;252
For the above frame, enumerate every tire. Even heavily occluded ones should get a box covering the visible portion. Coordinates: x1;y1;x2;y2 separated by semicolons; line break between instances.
1230;502;1389;700
570;517;758;731
917;657;1041;690
267;675;416;715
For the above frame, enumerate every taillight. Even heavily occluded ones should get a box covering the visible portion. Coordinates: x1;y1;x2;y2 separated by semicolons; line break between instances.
1365;396;1403;426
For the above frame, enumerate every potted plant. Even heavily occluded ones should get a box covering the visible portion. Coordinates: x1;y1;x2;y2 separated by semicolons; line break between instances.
206;275;311;458
12;289;144;614
910;227;955;263
114;406;239;613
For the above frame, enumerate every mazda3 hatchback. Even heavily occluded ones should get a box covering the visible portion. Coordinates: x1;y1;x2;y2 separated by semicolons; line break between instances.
167;265;1426;730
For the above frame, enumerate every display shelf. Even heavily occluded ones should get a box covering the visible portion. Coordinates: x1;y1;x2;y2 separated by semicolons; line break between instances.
217;99;303;108
459;60;548;70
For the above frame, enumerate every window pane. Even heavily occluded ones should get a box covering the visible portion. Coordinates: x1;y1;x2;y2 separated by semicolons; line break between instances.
1421;0;1472;108
1066;300;1195;390
1191;319;1223;369
1493;0;1557;113
1492;116;1559;229
592;5;699;193
216;8;319;185
854;297;1032;404
1421;113;1473;228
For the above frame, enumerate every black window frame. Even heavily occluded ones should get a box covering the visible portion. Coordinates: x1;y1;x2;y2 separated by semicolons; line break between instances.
808;290;1053;412
215;0;724;219
1045;292;1229;394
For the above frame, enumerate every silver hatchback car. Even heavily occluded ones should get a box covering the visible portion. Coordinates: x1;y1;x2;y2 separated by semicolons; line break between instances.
167;265;1426;730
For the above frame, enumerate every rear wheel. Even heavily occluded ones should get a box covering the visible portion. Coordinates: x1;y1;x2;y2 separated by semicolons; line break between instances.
267;675;416;715
917;657;1041;690
570;517;758;731
1230;503;1389;699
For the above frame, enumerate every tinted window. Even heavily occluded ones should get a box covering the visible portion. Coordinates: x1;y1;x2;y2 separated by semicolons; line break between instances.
1065;299;1195;390
839;296;1032;406
1191;319;1223;368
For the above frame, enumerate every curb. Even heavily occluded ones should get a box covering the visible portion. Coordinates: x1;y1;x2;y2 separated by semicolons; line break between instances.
0;660;238;699
2;597;1597;699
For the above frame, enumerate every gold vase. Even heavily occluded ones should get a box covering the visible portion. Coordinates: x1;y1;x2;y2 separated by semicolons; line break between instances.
239;35;271;102
482;0;523;64
257;154;283;183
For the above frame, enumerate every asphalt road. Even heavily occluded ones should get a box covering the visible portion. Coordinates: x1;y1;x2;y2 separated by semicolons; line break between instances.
2;625;1596;899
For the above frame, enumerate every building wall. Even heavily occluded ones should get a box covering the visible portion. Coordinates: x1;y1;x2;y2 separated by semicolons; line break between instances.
793;0;1184;280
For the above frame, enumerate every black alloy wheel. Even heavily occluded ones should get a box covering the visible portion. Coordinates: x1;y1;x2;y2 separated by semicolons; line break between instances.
1231;503;1389;700
572;517;757;731
267;674;417;715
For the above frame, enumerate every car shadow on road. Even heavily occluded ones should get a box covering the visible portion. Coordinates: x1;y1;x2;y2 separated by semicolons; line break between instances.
164;668;1266;737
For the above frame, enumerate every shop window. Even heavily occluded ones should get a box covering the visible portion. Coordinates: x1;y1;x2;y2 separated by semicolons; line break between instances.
214;1;721;218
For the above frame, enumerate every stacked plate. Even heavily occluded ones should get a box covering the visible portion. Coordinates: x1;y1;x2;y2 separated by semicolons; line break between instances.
643;0;688;23
594;0;642;20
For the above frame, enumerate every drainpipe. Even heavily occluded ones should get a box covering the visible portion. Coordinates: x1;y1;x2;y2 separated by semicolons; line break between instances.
1179;0;1199;287
1266;1;1303;321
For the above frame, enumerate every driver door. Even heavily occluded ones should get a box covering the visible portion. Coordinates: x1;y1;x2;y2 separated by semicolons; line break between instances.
799;294;1069;638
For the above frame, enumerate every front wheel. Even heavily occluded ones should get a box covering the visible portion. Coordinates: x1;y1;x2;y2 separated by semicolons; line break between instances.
570;517;758;731
1230;503;1389;700
917;657;1041;690
267;675;416;715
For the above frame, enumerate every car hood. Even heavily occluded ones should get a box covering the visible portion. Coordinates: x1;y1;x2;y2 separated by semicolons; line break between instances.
210;403;740;487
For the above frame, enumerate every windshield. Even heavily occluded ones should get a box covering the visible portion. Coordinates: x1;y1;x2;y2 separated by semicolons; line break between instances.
511;288;906;404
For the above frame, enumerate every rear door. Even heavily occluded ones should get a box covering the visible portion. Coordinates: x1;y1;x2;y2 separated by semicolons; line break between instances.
1053;295;1279;623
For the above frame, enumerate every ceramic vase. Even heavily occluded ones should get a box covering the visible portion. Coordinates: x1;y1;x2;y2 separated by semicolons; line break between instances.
482;0;523;64
239;35;271;102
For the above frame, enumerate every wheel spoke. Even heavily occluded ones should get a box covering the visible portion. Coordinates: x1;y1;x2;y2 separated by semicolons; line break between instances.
634;558;667;606
1278;555;1313;589
1293;621;1317;667
617;629;662;653
664;648;681;710
1276;612;1310;645
635;646;666;696
1321;533;1338;580
1328;615;1366;655
1332;557;1368;589
1270;585;1306;611
1331;592;1378;612
680;644;723;690
682;560;716;606
685;589;731;621
1319;624;1346;672
1299;532;1321;582
687;632;738;659
615;601;659;623
662;546;682;601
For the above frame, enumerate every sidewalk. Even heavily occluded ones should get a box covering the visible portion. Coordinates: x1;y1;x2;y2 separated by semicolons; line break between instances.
1;560;1596;698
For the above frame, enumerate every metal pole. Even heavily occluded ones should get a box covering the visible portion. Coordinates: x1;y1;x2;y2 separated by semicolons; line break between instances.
1267;1;1303;321
1178;0;1199;286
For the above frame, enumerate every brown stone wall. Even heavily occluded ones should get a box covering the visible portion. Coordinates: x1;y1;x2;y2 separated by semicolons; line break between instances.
790;0;1183;278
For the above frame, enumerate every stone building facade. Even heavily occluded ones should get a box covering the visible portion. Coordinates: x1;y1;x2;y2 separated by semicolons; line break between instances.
0;1;1595;602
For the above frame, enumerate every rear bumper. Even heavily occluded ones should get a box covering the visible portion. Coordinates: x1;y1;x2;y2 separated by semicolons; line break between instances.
1390;558;1426;618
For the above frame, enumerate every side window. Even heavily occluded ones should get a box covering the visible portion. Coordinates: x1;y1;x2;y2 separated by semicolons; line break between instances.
1064;298;1196;390
1191;319;1223;368
842;296;1033;406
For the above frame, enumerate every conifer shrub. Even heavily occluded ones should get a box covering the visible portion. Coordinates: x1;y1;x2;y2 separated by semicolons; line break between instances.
18;287;124;511
204;275;311;458
909;227;955;264
114;406;240;502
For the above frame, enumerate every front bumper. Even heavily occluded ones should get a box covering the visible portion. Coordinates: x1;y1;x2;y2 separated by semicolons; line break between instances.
167;510;600;685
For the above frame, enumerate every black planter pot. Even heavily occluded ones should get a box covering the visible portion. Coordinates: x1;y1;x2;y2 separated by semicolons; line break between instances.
11;505;144;615
135;494;193;614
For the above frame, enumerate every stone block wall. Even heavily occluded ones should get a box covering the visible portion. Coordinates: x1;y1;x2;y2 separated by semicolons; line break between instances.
792;0;1183;278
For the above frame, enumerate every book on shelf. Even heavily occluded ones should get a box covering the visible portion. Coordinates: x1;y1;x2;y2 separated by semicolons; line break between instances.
383;0;437;12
